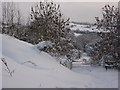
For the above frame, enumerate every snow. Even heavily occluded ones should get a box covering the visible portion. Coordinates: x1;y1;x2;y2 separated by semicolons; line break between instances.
35;41;53;50
74;33;82;37
70;22;109;34
1;34;118;88
72;65;118;88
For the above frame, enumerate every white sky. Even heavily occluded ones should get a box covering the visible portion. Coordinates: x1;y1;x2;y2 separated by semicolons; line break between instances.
58;2;118;23
0;1;118;23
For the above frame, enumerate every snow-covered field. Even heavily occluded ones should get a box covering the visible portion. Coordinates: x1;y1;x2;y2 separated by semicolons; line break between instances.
70;22;109;37
1;34;118;88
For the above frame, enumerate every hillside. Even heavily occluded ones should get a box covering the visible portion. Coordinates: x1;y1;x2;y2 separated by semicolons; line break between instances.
1;34;118;88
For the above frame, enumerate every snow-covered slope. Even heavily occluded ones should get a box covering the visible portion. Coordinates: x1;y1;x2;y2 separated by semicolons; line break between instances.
1;34;93;88
1;34;118;88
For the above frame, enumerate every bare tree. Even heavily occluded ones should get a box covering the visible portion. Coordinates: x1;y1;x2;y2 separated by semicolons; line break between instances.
2;2;16;36
17;8;21;25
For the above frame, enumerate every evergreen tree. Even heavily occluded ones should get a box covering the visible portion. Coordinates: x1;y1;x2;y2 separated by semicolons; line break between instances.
95;5;120;66
30;2;74;57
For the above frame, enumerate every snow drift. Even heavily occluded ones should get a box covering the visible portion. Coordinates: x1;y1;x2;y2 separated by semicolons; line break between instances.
1;34;93;88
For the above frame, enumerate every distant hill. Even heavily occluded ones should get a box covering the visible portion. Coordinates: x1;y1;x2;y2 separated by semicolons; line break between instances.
71;21;94;25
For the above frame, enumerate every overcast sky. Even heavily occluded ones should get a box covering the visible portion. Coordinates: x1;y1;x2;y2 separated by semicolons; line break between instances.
59;2;118;23
0;2;118;23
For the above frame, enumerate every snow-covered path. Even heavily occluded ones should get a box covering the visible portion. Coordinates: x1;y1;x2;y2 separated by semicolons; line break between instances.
72;63;118;88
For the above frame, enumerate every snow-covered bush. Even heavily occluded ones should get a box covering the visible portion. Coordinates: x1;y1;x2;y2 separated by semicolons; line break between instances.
98;55;114;66
59;56;72;69
36;41;53;51
67;49;81;60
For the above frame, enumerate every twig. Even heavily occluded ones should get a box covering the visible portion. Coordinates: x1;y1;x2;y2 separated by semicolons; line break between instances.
1;58;13;76
22;60;37;66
